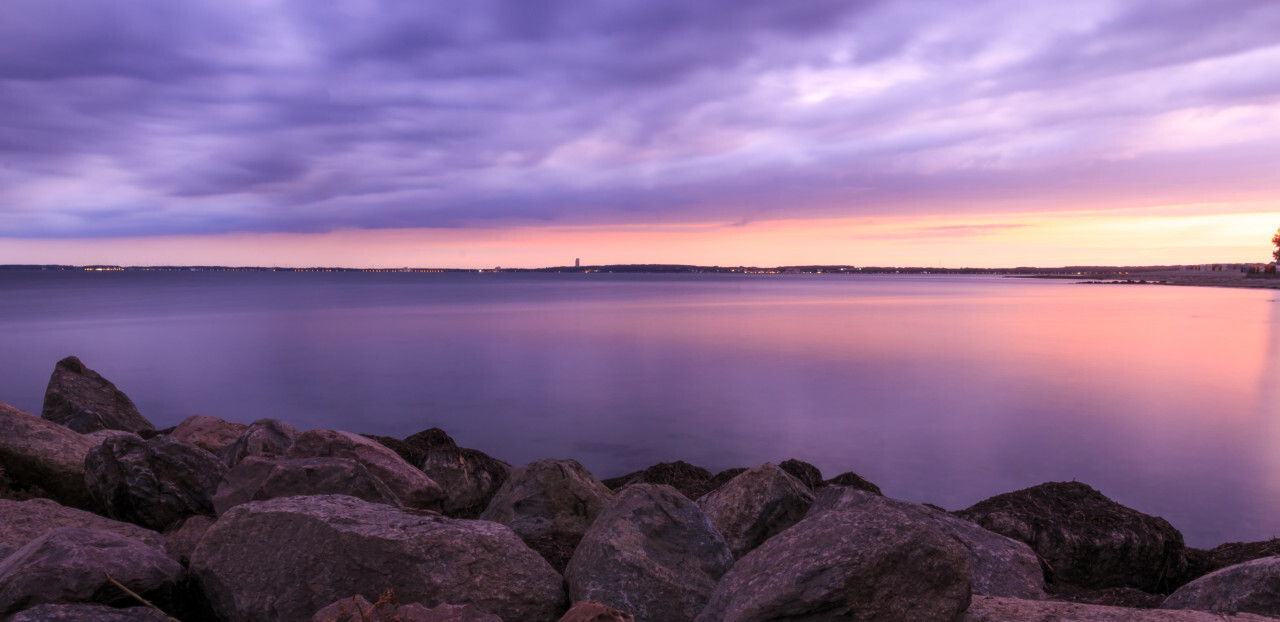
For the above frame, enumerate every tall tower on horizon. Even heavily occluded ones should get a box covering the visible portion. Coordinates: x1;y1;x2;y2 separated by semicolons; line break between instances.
575;258;580;267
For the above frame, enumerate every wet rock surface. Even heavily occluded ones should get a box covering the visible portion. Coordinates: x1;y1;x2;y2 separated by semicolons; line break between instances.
0;498;166;561
696;462;814;559
0;402;98;509
1161;555;1280;617
286;429;445;509
40;356;154;434
0;527;182;616
481;458;614;572
698;492;973;622
957;481;1187;593
213;456;399;515
811;486;1046;599
602;461;716;501
566;484;733;622
85;435;227;531
217;419;298;467
192;495;565;622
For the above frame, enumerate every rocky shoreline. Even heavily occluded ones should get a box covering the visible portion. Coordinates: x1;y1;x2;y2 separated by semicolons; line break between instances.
1;356;1278;621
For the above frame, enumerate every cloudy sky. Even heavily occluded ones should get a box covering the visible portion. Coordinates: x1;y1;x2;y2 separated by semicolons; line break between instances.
2;0;1279;267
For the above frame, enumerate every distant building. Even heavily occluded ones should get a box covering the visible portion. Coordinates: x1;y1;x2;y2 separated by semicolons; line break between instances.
575;258;580;267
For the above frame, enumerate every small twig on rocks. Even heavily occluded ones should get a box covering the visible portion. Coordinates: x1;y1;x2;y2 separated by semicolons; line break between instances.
103;571;181;621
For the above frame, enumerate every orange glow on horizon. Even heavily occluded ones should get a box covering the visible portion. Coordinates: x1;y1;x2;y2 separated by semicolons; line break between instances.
1;207;1277;269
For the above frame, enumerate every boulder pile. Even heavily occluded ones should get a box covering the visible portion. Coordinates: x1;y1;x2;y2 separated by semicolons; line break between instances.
1;357;1278;621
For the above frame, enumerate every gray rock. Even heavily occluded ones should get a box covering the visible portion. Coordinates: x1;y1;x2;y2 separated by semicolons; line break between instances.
697;494;972;622
311;595;503;622
558;601;636;622
696;462;814;559
1161;555;1280;616
286;429;445;510
0;402;98;509
964;594;1278;621
85;429;139;443
191;495;565;622
0;527;182;616
565;484;733;622
163;515;214;567
777;458;823;491
170;415;247;455
414;430;511;519
602;461;716;501
480;458;614;572
85;435;227;531
213;456;399;515
811;486;1046;599
0;498;166;561
40;356;154;434
957;481;1187;592
5;604;174;621
217;419;298;467
823;471;883;495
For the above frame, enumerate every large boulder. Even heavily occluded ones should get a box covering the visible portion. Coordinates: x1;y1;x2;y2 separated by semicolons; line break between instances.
85;435;227;531
286;429;445;510
6;604;175;621
480;458;614;572
824;470;883;495
1161;556;1280;617
0;527;182;616
311;594;502;622
170;415;247;455
191;495;565;622
811;486;1045;599
697;494;972;622
602;461;715;501
0;498;166;560
213;456;399;515
565;484;733;622
164;515;214;567
696;462;814;559
777;459;823;491
957;482;1187;593
40;356;154;434
963;594;1277;621
218;419;298;467
412;429;512;519
0;402;98;509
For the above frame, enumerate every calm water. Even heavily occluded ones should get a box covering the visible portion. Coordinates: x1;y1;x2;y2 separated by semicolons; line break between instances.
1;270;1277;547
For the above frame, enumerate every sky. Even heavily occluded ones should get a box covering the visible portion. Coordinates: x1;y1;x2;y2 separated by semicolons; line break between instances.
2;0;1279;268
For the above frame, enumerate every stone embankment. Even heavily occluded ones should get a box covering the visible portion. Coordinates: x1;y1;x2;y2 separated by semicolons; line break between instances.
1;356;1278;621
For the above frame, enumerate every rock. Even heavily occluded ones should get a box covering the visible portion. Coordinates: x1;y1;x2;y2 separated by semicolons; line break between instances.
1161;555;1280;616
824;470;883;495
0;498;166;561
480;458;614;572
40;356;154;434
286;429;445;510
1046;584;1164;608
1182;538;1280;581
170;415;247;455
601;461;715;501
559;601;636;622
419;437;511;519
697;494;972;622
565;484;733;622
963;594;1277;621
704;468;747;495
0;527;182;616
777;458;823;491
86;429;139;443
192;495;564;622
217;419;298;467
957;481;1187;592
811;486;1046;599
403;427;459;455
363;434;428;467
164;515;214;567
0;402;98;509
311;594;502;622
696;462;814;559
213;456;399;515
6;604;175;621
85;435;227;531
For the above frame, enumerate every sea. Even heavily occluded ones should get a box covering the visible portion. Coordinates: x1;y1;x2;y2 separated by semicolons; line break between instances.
1;269;1276;547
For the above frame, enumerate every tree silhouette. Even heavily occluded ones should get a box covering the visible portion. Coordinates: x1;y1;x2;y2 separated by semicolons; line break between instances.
1274;226;1280;262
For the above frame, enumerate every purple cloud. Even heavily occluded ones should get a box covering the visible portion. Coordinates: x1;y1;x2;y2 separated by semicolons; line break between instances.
1;0;1278;238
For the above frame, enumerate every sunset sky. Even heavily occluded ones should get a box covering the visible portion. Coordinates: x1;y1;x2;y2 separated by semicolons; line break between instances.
2;0;1279;268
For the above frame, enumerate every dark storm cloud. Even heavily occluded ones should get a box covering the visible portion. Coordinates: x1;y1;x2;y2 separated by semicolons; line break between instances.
1;0;1278;238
